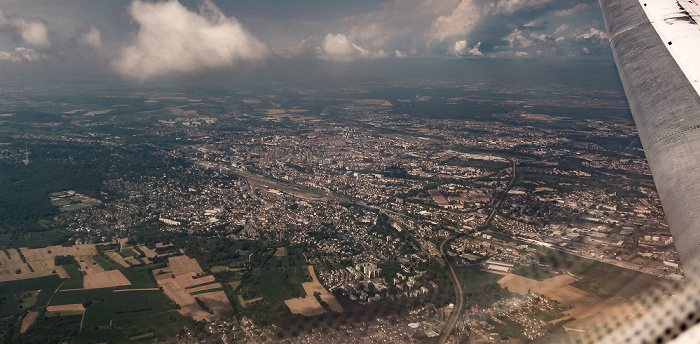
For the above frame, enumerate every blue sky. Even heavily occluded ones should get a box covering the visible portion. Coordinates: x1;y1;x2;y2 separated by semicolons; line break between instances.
0;0;612;81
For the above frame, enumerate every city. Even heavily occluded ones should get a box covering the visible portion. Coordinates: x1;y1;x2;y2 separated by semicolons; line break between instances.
0;79;677;343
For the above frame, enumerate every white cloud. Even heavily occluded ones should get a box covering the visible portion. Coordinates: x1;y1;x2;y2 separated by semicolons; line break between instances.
453;39;468;55
430;0;483;42
504;29;532;48
113;0;269;80
468;42;484;56
0;9;51;48
493;0;554;15
554;24;570;34
80;26;102;49
429;0;554;42
0;47;42;61
309;0;604;59
319;33;387;61
320;33;360;60
576;27;608;40
395;50;407;58
554;3;592;16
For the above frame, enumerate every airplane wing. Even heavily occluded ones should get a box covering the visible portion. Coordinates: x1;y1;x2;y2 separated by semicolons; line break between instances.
598;0;700;341
599;0;700;274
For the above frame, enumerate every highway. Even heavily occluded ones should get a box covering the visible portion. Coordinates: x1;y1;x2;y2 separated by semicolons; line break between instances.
196;157;519;343
438;159;517;344
438;236;464;344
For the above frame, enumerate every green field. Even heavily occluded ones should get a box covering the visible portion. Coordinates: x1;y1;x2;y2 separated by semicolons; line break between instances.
24;314;82;340
0;230;71;249
30;286;189;343
91;253;124;271
0;260;189;343
512;264;557;281
0;275;62;317
456;266;515;308
117;264;159;288
548;251;666;298
59;263;84;290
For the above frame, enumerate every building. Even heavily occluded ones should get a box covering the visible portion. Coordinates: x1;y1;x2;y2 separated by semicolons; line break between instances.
483;260;515;273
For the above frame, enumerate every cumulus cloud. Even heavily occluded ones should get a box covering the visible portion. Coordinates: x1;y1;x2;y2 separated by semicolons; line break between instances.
453;39;484;56
504;29;532;48
575;27;608;40
430;0;484;42
0;47;42;61
429;0;556;42
80;26;102;49
320;33;359;59
318;33;387;60
554;24;570;34
308;0;605;59
113;0;270;80
0;9;51;48
493;0;554;15
554;3;593;16
453;39;468;55
468;42;484;56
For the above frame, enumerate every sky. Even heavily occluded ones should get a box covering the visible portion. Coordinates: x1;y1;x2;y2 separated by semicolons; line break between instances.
0;0;612;82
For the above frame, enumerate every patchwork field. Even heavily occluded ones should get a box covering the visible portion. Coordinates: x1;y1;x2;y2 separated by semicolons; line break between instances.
105;251;131;268
196;291;234;314
498;273;646;330
169;255;204;276
83;270;131;289
155;255;232;321
4;243;134;290
0;245;102;282
284;297;326;316
139;245;158;258
46;303;85;316
0;249;34;281
284;265;342;316
79;255;105;272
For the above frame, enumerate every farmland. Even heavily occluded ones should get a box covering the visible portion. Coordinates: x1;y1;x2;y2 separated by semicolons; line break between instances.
155;255;233;321
0;242;195;343
498;273;647;331
284;265;343;316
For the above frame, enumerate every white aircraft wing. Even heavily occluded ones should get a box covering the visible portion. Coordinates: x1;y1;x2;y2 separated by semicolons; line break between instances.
599;0;700;341
599;0;700;274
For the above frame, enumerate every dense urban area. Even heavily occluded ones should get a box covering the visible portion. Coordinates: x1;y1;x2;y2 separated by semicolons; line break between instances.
0;79;678;343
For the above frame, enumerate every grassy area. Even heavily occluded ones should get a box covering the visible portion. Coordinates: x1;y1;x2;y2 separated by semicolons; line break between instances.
60;263;84;289
455;266;515;308
190;287;224;295
23;314;82;341
117;265;158;288
256;269;295;303
0;230;71;249
22;286;187;343
17;290;40;310
0;275;62;316
91;253;123;271
81;290;177;327
210;265;245;273
534;250;666;298
313;262;345;272
512;264;557;281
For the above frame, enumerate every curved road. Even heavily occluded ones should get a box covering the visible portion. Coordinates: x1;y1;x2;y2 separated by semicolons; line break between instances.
439;160;517;344
439;236;464;344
